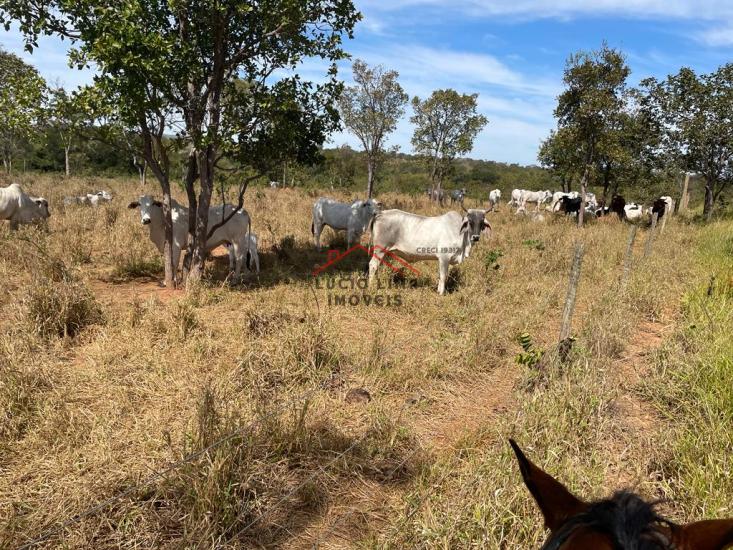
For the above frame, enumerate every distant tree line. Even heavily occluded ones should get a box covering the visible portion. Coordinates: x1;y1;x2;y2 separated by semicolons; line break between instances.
540;43;733;221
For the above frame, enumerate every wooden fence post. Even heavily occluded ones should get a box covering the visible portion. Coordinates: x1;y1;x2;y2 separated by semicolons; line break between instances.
643;212;659;259
559;242;585;342
621;225;638;288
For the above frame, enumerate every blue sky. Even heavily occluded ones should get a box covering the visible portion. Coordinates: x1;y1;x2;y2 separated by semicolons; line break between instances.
2;0;732;165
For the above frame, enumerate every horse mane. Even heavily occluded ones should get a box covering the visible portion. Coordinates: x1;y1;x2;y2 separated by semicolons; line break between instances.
542;490;677;550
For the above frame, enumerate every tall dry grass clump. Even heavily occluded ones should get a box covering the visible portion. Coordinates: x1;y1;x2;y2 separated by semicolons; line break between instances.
18;263;103;340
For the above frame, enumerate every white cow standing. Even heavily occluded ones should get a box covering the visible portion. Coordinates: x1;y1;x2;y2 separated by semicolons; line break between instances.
368;208;491;295
488;189;502;211
311;197;380;250
520;190;552;211
0;183;50;230
128;195;251;282
509;189;523;208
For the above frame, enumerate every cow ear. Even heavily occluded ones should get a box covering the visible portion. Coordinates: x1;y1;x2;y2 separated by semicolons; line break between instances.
460;218;469;233
127;201;140;209
673;519;733;550
509;439;587;532
483;220;492;231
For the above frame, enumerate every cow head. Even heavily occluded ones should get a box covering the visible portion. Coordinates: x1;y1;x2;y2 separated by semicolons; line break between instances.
127;195;163;225
97;190;113;201
460;209;491;243
352;198;381;217
33;197;50;219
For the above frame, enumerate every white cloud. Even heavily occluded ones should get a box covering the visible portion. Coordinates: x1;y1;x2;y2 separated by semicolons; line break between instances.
0;27;94;90
698;24;733;47
359;0;733;20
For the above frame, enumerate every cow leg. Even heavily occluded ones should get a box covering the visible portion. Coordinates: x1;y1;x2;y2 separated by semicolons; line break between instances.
368;249;384;287
437;256;450;295
228;244;236;273
313;221;323;250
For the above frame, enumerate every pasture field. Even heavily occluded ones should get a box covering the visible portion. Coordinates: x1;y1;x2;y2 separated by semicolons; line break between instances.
1;174;732;548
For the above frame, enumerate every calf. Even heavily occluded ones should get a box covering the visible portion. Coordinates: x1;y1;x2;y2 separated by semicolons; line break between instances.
368;207;491;295
128;195;251;283
311;197;380;251
0;183;50;230
246;233;260;273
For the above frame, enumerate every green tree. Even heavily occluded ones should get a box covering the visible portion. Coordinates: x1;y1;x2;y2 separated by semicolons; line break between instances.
538;127;580;193
48;87;89;176
410;89;488;201
639;65;733;220
554;44;629;224
339;59;408;198
0;49;45;174
3;0;358;287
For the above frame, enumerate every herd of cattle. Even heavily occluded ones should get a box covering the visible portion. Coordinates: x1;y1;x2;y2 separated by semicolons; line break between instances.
1;182;674;294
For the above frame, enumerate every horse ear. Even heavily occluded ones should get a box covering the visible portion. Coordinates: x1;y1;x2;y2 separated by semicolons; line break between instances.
674;519;733;550
509;439;587;531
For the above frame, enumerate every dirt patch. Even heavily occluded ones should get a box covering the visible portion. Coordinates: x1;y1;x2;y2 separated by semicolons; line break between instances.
605;319;670;488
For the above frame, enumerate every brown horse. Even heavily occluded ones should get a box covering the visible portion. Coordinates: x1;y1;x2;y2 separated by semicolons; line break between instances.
510;439;733;549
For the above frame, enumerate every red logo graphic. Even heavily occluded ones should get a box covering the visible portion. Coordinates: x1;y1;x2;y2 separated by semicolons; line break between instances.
312;244;420;277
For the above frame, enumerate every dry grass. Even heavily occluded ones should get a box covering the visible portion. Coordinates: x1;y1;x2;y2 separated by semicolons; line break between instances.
0;173;730;548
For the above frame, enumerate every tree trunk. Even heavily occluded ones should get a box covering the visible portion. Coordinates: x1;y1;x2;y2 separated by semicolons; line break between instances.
679;172;690;213
181;150;199;282
703;176;714;221
366;157;375;199
64;145;70;177
578;166;588;227
186;148;214;286
161;184;176;288
601;165;610;201
142;161;147;186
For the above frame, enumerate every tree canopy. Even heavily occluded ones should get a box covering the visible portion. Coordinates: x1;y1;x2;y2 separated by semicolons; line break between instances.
338;59;408;198
639;65;733;219
2;0;360;285
0;48;46;174
410;89;487;198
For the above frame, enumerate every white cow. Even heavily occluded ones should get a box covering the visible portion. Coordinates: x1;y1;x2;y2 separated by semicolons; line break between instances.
509;189;523;207
521;190;552;211
368;208;491;295
624;203;647;223
0;183;50;230
311;197;380;251
128;195;251;282
488;189;502;211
